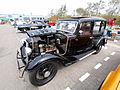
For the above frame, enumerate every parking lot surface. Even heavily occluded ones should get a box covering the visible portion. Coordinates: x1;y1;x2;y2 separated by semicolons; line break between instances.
0;24;120;90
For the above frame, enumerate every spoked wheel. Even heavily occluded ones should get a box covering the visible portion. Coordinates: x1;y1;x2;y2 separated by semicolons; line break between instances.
29;61;58;86
94;42;102;54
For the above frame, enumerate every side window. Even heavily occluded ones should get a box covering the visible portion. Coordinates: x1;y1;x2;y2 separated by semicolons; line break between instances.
93;21;106;34
80;22;91;35
101;21;106;33
93;21;101;34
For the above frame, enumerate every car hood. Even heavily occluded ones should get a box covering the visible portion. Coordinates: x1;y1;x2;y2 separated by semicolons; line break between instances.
26;28;57;37
18;23;31;27
18;23;48;27
26;28;72;37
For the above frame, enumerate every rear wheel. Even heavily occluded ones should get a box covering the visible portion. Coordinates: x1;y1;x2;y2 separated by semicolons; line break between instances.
29;61;58;86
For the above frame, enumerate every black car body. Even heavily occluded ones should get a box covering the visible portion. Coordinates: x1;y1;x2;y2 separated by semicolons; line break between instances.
17;20;48;32
17;17;107;86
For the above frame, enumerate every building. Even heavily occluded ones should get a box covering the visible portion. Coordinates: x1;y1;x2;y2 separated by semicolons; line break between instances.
0;14;46;21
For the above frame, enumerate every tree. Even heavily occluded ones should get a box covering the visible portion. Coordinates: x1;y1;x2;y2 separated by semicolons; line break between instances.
86;2;94;16
106;0;120;16
56;5;67;17
48;5;70;21
75;8;89;16
86;0;105;16
49;9;55;17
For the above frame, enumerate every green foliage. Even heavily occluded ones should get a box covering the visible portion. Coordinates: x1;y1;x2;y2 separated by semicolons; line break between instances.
106;0;120;16
115;16;120;25
101;15;120;25
48;4;68;21
48;0;120;25
47;15;71;22
56;5;67;17
86;0;105;16
75;8;89;16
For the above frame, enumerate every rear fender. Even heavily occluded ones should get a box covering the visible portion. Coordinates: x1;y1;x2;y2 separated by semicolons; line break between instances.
27;53;67;70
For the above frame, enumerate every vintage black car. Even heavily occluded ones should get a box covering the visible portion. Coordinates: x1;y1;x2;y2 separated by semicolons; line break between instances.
17;20;48;32
17;17;107;86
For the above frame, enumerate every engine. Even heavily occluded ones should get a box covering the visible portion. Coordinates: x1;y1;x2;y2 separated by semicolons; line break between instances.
38;34;57;54
21;28;68;59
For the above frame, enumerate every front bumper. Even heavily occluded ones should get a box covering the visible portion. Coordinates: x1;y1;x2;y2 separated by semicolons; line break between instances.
17;46;27;64
17;46;28;78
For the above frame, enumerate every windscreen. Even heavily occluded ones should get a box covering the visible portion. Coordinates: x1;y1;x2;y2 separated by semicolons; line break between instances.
56;21;78;33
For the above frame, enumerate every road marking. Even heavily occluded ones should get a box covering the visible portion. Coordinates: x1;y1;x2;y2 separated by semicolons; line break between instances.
111;52;116;55
79;51;96;61
65;87;71;90
94;63;102;69
79;72;90;82
104;57;110;61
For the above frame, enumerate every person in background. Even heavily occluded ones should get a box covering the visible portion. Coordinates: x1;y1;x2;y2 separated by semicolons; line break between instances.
106;18;116;37
108;18;116;29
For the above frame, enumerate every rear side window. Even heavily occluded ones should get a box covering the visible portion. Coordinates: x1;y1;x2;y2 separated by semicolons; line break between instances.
93;21;101;34
101;21;106;33
93;21;105;34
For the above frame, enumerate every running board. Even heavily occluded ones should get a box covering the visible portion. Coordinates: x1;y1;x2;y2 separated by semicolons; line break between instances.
64;49;96;66
74;49;96;61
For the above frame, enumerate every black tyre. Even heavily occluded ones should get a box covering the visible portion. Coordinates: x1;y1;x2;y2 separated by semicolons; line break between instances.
94;42;102;54
29;61;58;86
97;79;105;90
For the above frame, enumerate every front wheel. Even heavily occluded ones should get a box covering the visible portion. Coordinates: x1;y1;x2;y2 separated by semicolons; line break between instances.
94;42;102;54
29;61;58;86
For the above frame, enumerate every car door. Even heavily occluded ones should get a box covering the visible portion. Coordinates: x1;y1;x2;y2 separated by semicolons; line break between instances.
72;21;93;52
92;20;106;45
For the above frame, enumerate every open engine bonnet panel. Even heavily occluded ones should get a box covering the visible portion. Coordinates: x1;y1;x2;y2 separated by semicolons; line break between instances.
24;30;69;57
26;28;57;37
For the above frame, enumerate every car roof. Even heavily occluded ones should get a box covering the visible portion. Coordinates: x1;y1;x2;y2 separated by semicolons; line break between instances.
58;17;106;22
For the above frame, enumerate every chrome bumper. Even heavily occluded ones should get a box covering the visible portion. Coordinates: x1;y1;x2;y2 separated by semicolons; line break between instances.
16;46;27;78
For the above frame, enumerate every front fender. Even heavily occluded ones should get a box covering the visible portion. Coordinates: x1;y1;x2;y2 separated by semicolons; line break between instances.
27;53;66;70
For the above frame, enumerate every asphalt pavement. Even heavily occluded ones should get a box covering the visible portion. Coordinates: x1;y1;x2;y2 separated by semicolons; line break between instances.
0;24;120;90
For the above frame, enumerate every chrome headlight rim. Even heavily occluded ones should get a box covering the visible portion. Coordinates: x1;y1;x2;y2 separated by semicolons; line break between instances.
25;47;32;55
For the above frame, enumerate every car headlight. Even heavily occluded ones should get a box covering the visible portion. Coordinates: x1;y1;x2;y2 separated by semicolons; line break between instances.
25;47;32;55
20;38;31;55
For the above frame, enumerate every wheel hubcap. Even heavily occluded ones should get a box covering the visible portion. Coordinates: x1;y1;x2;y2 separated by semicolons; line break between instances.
99;45;102;50
44;71;51;78
36;63;56;80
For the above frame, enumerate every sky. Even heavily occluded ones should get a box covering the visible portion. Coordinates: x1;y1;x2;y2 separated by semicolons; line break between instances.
0;0;109;16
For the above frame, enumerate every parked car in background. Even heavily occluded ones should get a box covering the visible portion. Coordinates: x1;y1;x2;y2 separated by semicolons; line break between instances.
17;17;107;86
0;19;6;24
17;20;48;32
100;65;120;90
